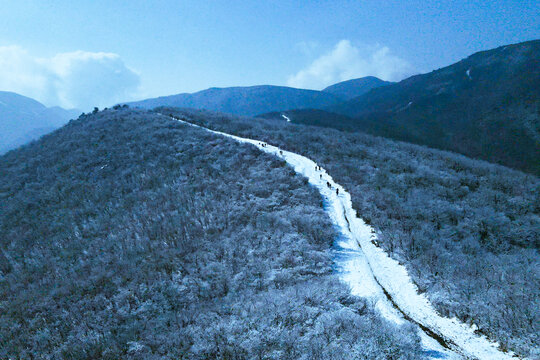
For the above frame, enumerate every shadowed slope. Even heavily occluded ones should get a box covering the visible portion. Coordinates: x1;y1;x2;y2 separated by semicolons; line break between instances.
327;40;540;174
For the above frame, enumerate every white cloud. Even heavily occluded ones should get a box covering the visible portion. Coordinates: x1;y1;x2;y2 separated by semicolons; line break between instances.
287;40;413;89
0;46;140;110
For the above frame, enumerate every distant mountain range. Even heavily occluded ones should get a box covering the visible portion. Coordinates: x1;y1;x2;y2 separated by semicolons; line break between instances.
7;40;536;174
1;76;393;153
0;92;79;154
126;77;393;117
267;40;540;175
127;85;343;116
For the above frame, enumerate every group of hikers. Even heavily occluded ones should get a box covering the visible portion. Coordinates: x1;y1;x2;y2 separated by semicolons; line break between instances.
259;143;341;197
259;142;286;159
315;165;339;195
259;142;287;159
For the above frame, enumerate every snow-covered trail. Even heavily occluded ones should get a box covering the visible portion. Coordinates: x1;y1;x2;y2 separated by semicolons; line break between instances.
165;114;517;360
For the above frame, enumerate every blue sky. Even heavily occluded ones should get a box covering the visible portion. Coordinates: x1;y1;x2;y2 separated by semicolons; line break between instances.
0;0;538;110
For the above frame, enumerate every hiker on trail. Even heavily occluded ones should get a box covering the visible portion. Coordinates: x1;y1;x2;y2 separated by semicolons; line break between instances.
280;150;283;155
336;188;339;195
320;174;322;179
327;181;331;188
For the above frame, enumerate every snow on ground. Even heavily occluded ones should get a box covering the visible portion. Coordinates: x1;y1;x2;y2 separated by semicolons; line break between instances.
281;114;291;122
466;69;472;80
164;114;518;360
397;101;413;113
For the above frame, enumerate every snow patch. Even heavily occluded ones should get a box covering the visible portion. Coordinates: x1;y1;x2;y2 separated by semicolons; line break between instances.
396;101;413;113
127;341;146;353
466;69;472;80
281;114;291;122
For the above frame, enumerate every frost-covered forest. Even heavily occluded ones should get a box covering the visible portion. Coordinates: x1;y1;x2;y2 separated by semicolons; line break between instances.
161;107;540;357
0;108;422;359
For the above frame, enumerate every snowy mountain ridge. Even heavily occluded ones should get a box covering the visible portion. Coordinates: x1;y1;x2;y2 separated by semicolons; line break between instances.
163;113;519;360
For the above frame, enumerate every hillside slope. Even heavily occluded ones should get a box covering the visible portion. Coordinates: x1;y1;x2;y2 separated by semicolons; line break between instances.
259;109;360;132
0;108;421;359
169;113;515;359
322;76;392;100
165;107;540;357
127;85;343;116
0;91;79;153
327;40;540;175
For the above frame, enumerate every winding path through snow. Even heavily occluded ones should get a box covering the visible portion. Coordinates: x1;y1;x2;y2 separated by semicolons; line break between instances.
163;114;517;360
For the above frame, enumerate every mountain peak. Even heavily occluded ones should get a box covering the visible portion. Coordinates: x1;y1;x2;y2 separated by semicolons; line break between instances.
322;76;393;100
326;39;540;174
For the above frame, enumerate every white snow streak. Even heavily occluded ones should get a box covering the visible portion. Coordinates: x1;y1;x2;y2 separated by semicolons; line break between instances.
164;114;518;360
396;101;413;113
281;114;291;122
